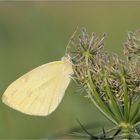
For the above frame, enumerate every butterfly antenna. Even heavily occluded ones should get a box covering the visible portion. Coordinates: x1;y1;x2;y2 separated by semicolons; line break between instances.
65;26;78;58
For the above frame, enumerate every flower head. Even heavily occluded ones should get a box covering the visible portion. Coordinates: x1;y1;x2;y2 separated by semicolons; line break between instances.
68;29;140;138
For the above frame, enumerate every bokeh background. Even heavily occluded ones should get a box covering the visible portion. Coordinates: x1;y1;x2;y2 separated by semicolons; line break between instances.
0;1;140;139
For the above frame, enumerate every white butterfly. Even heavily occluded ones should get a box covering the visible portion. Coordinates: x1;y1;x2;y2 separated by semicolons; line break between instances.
2;57;73;116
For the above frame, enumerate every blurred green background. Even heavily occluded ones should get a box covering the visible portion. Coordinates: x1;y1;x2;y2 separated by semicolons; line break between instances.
0;1;140;139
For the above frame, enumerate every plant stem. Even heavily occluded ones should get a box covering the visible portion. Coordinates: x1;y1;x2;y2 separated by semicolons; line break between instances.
130;99;140;124
121;73;130;122
84;50;118;125
87;76;118;125
104;74;123;122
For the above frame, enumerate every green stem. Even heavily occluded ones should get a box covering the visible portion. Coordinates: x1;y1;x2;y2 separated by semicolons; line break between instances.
87;77;118;125
96;126;119;136
130;99;140;124
121;74;130;122
84;51;118;124
119;122;134;140
131;107;140;124
104;74;123;122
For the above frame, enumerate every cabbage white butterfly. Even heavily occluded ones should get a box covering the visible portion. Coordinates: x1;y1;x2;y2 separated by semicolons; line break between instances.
2;57;73;116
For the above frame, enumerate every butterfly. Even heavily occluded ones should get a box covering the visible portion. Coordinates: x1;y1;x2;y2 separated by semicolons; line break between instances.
2;57;73;116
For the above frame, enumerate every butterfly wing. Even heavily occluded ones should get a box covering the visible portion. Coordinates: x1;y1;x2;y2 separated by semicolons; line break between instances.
2;60;73;116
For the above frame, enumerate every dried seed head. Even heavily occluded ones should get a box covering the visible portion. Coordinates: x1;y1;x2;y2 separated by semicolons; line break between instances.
69;28;140;106
124;29;140;60
68;28;106;65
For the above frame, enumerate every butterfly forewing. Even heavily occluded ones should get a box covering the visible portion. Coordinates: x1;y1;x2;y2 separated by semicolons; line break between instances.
2;60;73;116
